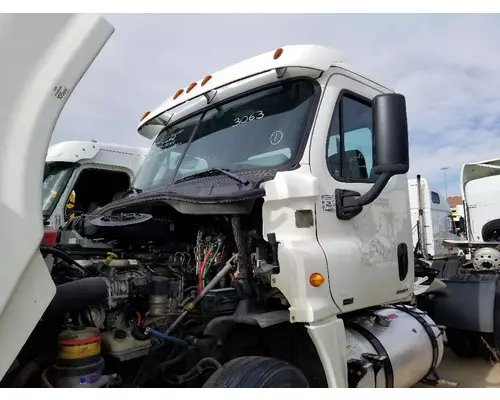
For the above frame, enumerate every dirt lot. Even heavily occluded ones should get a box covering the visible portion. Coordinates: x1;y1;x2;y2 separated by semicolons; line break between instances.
417;347;500;388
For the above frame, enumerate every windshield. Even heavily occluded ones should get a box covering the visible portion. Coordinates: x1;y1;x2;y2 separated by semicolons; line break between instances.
133;79;318;192
42;162;76;218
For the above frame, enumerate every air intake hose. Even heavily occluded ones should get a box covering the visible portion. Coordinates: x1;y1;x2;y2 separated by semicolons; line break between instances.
44;277;109;317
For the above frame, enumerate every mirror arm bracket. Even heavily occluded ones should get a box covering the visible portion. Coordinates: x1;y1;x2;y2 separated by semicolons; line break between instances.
335;173;392;220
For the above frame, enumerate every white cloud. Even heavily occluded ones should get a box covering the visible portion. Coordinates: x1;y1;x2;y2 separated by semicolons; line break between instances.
54;14;500;196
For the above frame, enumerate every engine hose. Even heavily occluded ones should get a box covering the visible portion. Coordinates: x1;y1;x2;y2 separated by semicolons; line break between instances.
159;351;186;371
44;277;109;317
171;357;222;384
39;246;90;276
231;216;249;278
10;355;50;388
166;253;238;334
183;286;198;294
40;368;54;388
181;296;196;307
145;328;188;348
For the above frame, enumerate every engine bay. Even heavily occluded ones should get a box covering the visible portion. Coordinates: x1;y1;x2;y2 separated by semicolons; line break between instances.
3;199;300;388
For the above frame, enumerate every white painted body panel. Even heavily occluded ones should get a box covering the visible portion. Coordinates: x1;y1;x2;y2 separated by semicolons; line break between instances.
461;158;500;242
0;14;114;380
408;178;459;259
464;175;500;241
45;141;147;228
309;71;414;312
460;158;500;241
46;140;148;171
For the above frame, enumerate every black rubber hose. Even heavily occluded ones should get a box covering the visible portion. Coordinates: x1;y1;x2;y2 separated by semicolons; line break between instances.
39;245;90;276
172;357;222;383
44;277;108;316
183;286;198;293
159;351;186;371
231;216;249;278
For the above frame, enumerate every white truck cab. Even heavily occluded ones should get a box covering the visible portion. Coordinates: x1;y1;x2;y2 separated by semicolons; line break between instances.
461;157;500;242
408;176;460;259
43;140;147;229
0;17;445;389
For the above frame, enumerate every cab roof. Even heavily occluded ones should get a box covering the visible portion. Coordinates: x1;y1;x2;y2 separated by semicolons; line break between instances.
46;140;148;164
461;157;500;187
138;45;347;132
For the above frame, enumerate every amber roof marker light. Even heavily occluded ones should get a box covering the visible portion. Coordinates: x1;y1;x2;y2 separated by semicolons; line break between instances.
201;75;212;87
273;48;284;60
140;111;151;121
186;82;197;93
173;89;184;100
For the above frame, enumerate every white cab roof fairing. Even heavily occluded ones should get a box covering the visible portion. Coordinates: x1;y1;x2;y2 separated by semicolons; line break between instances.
460;157;500;198
138;44;394;140
0;14;114;380
46;140;149;175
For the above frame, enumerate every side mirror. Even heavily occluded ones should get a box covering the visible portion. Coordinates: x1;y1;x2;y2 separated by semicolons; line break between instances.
335;93;409;220
372;93;409;175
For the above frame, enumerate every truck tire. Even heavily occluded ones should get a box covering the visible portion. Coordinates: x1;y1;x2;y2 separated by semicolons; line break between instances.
202;356;309;388
482;219;500;242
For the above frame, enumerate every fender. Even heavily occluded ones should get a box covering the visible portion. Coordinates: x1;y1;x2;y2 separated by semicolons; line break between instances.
203;299;289;337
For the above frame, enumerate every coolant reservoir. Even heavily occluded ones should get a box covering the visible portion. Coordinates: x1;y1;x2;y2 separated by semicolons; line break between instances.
101;329;152;362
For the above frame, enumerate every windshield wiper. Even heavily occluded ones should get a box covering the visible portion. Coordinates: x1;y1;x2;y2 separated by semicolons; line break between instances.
175;168;249;186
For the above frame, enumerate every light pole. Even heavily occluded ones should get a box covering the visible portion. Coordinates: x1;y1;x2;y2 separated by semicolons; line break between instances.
440;166;449;200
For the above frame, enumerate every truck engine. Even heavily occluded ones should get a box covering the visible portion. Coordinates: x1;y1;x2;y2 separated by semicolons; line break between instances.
5;199;301;388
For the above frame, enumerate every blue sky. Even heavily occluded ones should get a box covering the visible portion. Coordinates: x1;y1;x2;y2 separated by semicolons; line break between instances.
53;13;500;198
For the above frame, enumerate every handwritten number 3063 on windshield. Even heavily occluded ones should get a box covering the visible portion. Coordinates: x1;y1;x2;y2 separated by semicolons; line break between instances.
232;111;265;126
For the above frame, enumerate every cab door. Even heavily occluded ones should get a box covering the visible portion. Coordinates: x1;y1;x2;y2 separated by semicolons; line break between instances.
309;71;414;313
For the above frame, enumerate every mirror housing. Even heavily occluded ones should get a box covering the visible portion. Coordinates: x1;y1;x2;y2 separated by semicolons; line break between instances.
372;93;409;175
335;93;409;220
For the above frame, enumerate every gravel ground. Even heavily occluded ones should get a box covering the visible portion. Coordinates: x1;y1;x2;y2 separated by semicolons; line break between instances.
415;347;500;388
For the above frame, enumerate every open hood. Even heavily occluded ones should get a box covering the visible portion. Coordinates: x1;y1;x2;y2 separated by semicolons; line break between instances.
0;14;114;380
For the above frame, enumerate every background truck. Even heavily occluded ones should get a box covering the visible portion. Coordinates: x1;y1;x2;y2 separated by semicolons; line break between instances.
0;14;446;389
408;175;460;260
461;158;500;243
43;140;147;229
418;158;500;358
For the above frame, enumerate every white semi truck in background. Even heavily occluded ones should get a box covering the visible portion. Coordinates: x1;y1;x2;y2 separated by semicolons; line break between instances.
418;158;500;358
461;158;500;243
408;176;460;260
0;14;448;389
43;141;147;229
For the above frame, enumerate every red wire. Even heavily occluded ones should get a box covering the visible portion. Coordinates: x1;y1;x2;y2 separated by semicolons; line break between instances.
198;249;212;292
